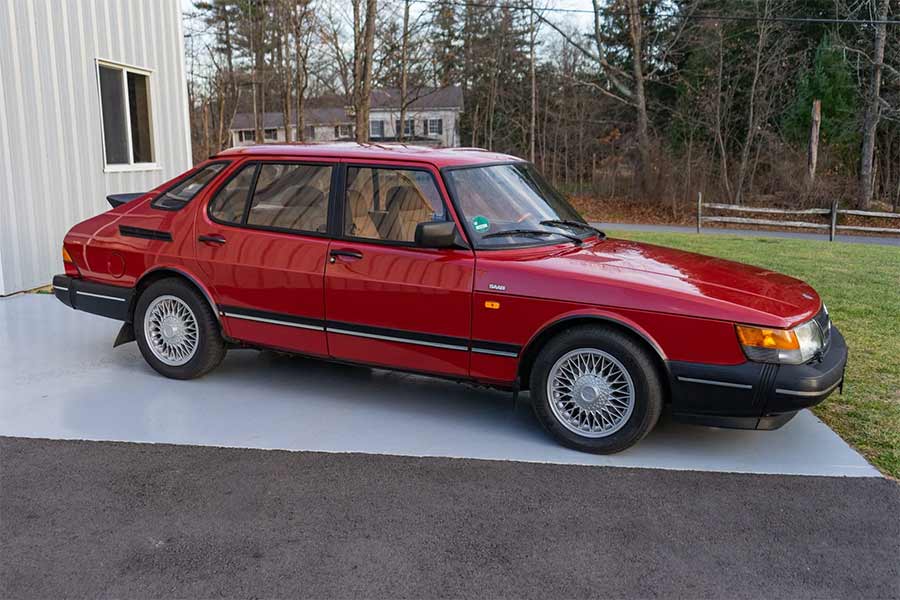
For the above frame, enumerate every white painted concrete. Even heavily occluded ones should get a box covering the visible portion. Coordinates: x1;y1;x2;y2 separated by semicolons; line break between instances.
0;294;880;477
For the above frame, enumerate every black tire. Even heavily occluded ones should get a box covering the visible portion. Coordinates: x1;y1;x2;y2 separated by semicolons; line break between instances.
134;278;226;380
529;325;663;454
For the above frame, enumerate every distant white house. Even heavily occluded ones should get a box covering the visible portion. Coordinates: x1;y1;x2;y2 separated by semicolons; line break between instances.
0;0;192;295
230;86;463;149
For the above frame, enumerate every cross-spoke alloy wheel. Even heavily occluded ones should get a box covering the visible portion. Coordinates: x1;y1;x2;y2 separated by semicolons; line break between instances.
530;325;663;454
143;295;199;366
547;348;636;438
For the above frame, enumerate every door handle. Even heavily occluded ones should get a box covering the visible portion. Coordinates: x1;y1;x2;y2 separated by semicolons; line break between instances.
198;234;226;245
329;248;363;262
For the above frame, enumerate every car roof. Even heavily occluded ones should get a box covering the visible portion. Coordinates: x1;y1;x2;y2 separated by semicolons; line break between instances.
214;142;524;168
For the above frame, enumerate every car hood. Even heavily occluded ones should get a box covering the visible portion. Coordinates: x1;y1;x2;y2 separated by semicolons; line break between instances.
475;238;821;329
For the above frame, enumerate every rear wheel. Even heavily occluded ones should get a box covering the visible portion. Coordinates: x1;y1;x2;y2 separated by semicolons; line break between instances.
134;278;226;379
529;325;663;454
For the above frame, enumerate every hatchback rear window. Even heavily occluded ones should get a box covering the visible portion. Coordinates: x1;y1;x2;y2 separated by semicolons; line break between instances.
152;162;228;210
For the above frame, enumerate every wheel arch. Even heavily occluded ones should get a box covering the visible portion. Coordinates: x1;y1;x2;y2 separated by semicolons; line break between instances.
517;312;670;392
131;266;220;325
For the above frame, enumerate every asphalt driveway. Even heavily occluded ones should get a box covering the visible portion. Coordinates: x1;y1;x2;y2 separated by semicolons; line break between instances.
0;294;879;477
1;293;897;598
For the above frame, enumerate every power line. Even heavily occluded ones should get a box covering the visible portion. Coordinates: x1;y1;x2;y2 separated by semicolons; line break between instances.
412;0;900;26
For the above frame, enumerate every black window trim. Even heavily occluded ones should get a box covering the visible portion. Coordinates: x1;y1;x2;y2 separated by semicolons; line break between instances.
150;159;233;211
206;158;337;239
335;161;459;249
439;160;590;251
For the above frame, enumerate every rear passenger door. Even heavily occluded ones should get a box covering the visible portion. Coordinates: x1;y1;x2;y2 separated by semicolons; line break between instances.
195;159;335;356
324;163;475;377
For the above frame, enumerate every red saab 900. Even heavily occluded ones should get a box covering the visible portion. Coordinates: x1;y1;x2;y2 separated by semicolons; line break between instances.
53;144;846;453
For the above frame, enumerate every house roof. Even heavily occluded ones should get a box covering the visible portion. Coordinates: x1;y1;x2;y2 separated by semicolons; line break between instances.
230;86;462;131
215;142;521;169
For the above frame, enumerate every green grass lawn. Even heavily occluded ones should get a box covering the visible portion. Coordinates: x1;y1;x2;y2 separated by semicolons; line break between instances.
608;229;900;478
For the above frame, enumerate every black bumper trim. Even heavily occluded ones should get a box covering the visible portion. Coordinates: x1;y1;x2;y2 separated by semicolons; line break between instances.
668;326;848;430
52;275;134;322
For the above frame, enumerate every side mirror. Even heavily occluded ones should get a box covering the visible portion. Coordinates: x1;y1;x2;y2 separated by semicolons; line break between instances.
415;220;461;249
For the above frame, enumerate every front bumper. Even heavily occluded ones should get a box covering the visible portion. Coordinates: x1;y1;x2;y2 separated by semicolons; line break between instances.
52;274;133;321
667;326;848;430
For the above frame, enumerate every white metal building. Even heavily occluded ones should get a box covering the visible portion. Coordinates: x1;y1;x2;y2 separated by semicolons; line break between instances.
0;0;192;295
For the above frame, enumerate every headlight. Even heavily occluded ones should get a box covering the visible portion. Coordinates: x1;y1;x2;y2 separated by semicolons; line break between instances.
736;318;825;365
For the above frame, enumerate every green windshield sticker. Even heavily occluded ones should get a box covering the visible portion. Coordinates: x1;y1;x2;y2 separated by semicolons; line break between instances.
472;215;490;233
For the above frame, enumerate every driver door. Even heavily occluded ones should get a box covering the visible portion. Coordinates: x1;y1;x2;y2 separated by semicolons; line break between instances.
324;163;475;376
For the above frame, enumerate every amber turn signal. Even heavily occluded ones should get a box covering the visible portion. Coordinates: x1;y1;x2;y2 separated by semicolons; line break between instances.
484;301;500;310
62;246;74;264
735;325;799;350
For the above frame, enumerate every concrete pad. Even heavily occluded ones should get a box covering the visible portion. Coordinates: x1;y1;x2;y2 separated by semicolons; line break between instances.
0;294;880;477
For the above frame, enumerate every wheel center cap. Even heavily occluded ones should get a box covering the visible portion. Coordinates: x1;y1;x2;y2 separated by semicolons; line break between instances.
573;375;611;410
161;317;181;341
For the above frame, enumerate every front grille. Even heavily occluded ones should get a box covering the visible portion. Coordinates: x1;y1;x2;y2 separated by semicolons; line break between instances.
814;305;832;350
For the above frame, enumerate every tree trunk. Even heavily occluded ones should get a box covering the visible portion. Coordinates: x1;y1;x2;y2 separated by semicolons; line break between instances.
398;0;411;142
529;0;536;162
625;0;651;194
734;0;771;205
353;0;377;143
807;99;821;184
858;0;889;209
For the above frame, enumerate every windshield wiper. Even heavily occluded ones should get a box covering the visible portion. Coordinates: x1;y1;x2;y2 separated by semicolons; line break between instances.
540;219;606;239
481;228;582;244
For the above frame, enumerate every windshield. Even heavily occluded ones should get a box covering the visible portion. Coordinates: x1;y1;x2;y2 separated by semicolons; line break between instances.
444;163;590;248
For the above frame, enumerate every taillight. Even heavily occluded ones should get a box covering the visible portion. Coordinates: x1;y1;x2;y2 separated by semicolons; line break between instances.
62;246;80;277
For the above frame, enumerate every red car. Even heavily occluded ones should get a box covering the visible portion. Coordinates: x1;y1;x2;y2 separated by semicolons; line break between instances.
53;144;846;453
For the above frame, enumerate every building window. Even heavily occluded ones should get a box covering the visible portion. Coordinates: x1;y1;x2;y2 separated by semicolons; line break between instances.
238;130;255;143
395;118;415;137
303;125;315;140
264;128;277;140
370;120;385;138
97;61;154;167
426;118;443;136
334;124;352;139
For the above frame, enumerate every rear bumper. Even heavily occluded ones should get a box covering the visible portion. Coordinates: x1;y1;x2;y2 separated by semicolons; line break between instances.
668;326;848;430
52;275;133;321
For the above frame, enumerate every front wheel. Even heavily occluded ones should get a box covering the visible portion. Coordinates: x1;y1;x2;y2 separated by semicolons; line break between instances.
134;278;226;379
529;326;663;454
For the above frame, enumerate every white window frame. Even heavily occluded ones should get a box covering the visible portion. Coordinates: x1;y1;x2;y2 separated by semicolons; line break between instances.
95;58;158;173
426;118;443;136
370;120;385;138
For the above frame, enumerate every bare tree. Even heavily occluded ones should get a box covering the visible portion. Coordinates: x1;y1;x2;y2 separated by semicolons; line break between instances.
859;0;890;208
352;0;378;142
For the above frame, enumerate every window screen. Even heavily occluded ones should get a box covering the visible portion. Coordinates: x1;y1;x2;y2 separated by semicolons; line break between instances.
208;164;257;224
127;72;153;163
99;66;128;164
246;164;331;233
344;167;446;243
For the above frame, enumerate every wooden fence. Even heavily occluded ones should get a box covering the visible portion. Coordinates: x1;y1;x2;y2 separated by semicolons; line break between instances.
696;194;900;241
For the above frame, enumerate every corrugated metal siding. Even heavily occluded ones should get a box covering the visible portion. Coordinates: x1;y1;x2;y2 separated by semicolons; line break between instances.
0;0;191;294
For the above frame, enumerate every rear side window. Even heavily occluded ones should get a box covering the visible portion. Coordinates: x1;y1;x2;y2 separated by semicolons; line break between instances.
152;163;228;210
208;162;333;234
344;167;446;243
208;164;256;224
247;164;332;233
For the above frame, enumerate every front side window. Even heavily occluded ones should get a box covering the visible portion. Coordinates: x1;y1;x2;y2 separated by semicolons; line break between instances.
97;62;154;167
344;167;446;243
246;163;331;233
153;162;228;209
444;163;588;248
